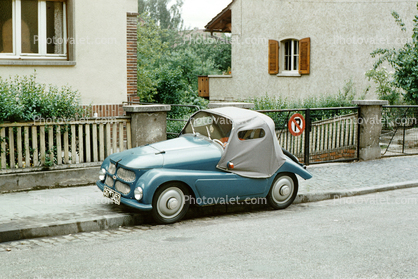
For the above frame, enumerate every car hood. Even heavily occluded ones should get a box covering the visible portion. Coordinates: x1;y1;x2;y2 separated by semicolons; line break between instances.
107;135;222;170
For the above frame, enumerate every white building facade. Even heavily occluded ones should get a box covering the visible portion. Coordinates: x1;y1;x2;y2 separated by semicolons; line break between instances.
204;0;417;102
0;0;138;115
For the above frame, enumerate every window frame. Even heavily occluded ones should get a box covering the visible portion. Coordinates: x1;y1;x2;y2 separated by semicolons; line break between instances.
281;38;299;74
282;39;299;72
0;0;67;60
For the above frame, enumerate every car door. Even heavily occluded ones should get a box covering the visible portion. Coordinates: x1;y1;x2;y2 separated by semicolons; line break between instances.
195;173;269;204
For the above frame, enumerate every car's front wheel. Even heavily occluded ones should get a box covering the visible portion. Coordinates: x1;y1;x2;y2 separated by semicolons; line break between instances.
152;183;190;224
267;173;298;210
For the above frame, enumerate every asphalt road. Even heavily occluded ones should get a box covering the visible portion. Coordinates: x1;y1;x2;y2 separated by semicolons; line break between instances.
1;188;417;279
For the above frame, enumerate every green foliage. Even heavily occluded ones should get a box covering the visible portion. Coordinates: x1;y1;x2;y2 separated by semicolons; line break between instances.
369;4;418;104
137;15;230;106
137;14;169;102
365;68;402;105
251;80;366;127
0;74;84;123
137;1;230;137
177;33;232;73
253;79;364;110
138;0;184;30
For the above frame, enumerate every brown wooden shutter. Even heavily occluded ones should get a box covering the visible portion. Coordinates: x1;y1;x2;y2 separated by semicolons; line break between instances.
268;40;279;75
299;37;310;75
198;76;209;98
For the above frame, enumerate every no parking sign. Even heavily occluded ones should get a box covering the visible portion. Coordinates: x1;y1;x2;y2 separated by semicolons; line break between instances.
288;113;306;136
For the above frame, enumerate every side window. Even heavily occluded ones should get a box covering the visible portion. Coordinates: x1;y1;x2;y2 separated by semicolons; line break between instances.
238;129;265;141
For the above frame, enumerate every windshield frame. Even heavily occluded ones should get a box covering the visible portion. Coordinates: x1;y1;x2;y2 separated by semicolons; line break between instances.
180;111;234;142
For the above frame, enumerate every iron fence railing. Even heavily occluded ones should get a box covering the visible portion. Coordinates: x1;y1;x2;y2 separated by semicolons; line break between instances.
258;107;360;165
381;105;418;156
126;102;360;165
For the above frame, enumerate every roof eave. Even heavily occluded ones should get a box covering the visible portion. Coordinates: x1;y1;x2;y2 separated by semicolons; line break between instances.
204;1;234;33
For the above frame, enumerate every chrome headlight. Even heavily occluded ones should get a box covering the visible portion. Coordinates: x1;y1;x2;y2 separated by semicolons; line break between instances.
134;187;143;201
99;168;106;181
108;163;116;175
117;168;136;182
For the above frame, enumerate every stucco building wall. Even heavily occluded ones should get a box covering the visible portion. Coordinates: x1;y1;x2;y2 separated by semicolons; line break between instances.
0;0;138;106
209;0;416;102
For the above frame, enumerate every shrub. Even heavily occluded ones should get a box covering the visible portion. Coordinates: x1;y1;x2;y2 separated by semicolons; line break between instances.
250;80;367;127
369;4;418;105
0;73;84;123
252;79;365;110
365;68;403;105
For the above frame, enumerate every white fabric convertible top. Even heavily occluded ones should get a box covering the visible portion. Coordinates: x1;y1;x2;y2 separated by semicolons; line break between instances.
208;107;286;178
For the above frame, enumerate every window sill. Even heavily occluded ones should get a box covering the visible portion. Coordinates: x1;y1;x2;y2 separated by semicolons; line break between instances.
0;60;76;66
277;72;301;77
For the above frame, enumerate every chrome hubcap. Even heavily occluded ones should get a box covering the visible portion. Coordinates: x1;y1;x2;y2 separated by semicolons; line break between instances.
272;176;294;204
167;198;179;210
157;187;185;219
280;185;291;196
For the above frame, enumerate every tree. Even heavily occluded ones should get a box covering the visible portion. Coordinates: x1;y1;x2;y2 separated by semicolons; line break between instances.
138;0;184;30
137;15;231;105
137;14;169;102
370;3;418;104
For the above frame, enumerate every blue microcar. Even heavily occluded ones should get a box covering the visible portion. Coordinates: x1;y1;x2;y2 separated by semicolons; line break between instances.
97;107;312;224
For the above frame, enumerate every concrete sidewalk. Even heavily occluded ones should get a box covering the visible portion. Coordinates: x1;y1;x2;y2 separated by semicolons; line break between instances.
1;155;418;243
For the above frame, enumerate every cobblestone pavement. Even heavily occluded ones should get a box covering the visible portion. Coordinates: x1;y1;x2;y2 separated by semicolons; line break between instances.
299;155;418;193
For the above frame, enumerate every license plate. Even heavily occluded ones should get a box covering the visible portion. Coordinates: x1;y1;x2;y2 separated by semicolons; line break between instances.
103;186;121;205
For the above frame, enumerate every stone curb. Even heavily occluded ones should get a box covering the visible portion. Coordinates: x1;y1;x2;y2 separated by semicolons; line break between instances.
1;181;417;243
295;180;418;204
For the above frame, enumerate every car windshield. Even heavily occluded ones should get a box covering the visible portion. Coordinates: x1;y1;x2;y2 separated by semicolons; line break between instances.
182;111;233;143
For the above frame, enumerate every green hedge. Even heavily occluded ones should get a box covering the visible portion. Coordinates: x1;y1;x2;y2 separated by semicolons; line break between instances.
0;74;85;123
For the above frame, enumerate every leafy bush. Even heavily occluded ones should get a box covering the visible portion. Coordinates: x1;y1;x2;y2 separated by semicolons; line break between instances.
369;4;418;105
250;80;366;128
365;68;403;105
252;79;365;110
0;74;84;123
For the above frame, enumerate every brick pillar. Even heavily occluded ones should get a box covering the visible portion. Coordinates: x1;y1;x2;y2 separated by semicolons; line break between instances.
352;100;389;161
127;12;139;104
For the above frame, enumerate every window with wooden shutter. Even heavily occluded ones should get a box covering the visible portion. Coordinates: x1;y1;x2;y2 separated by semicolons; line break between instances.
298;37;310;75
268;39;279;75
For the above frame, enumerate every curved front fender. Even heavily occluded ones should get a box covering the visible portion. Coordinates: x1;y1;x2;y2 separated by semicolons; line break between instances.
278;160;313;180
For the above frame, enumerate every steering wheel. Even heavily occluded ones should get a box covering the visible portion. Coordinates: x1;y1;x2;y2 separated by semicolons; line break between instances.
213;139;224;148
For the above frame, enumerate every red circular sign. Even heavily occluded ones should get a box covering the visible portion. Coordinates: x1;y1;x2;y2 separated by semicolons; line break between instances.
288;113;306;136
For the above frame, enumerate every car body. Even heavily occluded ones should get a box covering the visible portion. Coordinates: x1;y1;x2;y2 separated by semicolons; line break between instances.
97;107;312;223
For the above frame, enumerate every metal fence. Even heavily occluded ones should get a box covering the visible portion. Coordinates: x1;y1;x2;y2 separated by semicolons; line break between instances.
381;105;418;156
159;103;360;165
258;107;360;165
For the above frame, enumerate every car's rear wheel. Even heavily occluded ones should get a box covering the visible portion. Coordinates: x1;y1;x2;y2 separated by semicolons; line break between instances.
267;173;298;210
152;183;190;224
